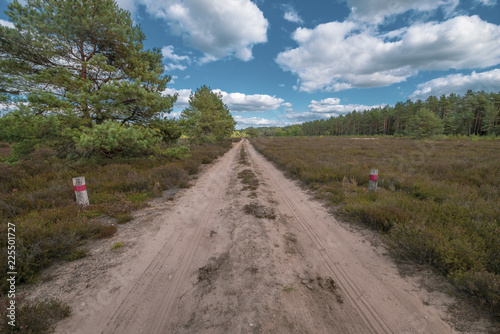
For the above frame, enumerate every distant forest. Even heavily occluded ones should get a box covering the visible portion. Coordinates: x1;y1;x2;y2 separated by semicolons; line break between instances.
247;90;500;138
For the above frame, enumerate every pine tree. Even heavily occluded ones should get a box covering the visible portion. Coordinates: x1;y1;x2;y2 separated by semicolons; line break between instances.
180;86;236;143
0;0;176;126
482;102;499;136
405;108;444;138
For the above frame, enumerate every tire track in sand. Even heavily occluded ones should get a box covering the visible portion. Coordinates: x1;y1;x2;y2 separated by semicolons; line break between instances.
243;139;455;334
102;141;241;334
243;140;391;333
57;139;461;334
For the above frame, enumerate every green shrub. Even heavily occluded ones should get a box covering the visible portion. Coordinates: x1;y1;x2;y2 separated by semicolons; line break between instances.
112;242;124;249
0;108;60;155
0;108;87;160
149;118;182;144
116;213;133;224
164;145;190;160
76;120;162;158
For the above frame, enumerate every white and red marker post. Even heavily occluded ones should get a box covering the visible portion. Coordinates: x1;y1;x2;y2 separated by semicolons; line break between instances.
73;176;89;206
368;169;378;192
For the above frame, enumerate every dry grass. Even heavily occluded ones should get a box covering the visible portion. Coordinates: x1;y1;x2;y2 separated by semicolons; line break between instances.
243;202;276;220
250;136;500;316
238;145;250;166
237;147;259;192
237;170;259;191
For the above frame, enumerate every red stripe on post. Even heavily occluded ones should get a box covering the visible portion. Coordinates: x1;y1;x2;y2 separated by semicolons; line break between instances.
74;185;87;192
369;174;378;181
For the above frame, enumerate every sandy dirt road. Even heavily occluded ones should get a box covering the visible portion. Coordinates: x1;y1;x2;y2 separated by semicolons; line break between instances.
49;139;468;333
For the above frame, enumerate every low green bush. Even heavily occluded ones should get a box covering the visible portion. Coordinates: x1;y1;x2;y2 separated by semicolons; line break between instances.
112;242;124;249
164;145;190;160
76;120;162;158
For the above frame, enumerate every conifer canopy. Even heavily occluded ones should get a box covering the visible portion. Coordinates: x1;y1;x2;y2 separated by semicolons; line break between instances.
0;0;176;126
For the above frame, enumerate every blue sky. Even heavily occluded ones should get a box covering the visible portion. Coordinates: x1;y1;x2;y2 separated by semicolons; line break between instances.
1;0;500;129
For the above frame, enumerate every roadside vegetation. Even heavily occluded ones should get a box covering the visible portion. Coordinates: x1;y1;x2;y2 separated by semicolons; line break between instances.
0;139;231;287
0;1;236;332
250;136;500;317
0;296;70;333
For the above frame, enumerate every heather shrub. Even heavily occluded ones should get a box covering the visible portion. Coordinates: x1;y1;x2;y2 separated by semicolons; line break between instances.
181;159;200;175
250;136;500;315
452;271;500;314
0;208;108;290
201;156;212;164
0;140;233;295
0;296;70;334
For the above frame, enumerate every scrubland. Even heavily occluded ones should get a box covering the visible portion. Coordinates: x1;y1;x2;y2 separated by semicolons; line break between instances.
250;136;499;317
0;140;233;331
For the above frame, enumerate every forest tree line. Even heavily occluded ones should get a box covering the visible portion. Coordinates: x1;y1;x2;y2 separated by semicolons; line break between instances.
246;90;500;138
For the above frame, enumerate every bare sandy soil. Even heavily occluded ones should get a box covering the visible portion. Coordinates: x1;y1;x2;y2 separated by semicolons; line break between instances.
25;139;496;333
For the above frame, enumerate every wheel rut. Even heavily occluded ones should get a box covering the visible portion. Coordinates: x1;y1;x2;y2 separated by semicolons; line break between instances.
54;139;461;334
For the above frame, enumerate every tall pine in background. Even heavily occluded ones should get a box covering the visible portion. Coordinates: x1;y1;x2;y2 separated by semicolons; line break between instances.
180;86;236;144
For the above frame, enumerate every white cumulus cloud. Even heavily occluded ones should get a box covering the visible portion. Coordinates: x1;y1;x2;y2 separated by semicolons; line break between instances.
283;5;303;24
162;45;190;62
162;87;192;108
0;19;14;29
213;90;286;112
163;88;289;113
233;115;295;128
411;69;500;99
162;45;190;71
276;15;500;93
120;0;268;62
280;98;385;123
115;0;138;14
308;98;383;114
164;64;187;71
344;0;459;24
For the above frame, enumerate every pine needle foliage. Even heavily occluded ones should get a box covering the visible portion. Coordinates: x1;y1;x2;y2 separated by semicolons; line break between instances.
0;0;176;125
